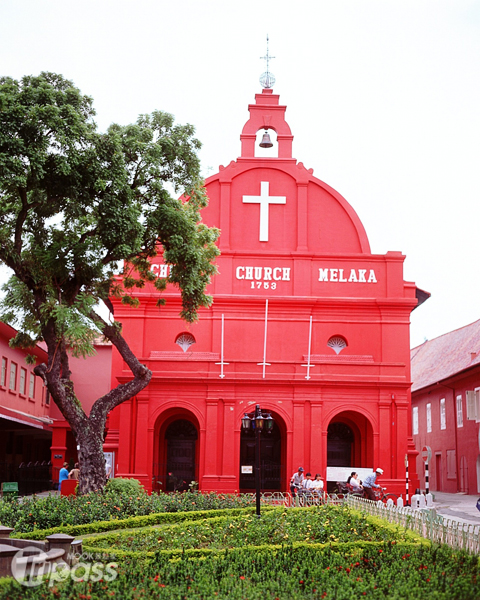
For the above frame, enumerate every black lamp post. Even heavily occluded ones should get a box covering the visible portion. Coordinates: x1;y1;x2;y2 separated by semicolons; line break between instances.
241;404;274;516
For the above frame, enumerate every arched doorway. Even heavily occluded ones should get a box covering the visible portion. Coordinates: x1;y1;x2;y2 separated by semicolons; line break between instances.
164;419;198;492
239;419;284;491
326;411;374;492
327;422;354;467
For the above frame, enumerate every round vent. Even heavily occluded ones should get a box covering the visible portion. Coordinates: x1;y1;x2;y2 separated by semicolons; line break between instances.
176;333;195;353
327;336;347;355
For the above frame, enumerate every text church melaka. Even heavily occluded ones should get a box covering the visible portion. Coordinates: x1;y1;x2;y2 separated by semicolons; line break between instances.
104;87;422;495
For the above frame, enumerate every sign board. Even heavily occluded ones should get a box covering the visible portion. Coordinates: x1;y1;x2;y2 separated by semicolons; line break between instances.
104;451;115;479
241;466;253;474
1;482;18;493
326;467;373;482
54;454;63;459
421;446;432;463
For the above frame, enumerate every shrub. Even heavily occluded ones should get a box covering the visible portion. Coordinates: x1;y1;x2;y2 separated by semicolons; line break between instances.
104;477;144;495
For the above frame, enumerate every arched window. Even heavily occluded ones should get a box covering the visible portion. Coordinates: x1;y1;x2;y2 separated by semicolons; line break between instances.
176;332;195;352
327;335;347;355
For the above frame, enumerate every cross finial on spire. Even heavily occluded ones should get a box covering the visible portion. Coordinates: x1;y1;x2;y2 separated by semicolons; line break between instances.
259;35;276;89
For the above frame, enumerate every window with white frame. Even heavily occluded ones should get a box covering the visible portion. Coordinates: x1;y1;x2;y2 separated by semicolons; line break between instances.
9;362;17;391
440;398;446;430
412;406;419;435
426;402;432;433
19;367;27;395
456;394;463;428
29;372;35;399
0;357;6;387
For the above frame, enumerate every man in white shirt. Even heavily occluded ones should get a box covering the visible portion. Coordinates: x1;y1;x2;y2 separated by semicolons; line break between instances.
363;468;383;501
290;467;304;500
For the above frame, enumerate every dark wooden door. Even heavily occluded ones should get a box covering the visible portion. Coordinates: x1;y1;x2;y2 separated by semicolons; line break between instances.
239;422;282;490
165;419;197;491
327;422;354;467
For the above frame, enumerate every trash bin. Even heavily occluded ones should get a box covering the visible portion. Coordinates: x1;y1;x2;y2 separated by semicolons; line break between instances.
60;479;77;497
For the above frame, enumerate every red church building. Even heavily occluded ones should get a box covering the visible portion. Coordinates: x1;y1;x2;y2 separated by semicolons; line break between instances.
105;86;423;496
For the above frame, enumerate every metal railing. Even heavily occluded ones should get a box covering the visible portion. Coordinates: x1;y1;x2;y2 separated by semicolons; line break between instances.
0;461;53;496
346;494;480;554
260;491;344;507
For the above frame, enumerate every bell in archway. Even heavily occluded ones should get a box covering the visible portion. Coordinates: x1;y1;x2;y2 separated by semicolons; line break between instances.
259;130;273;148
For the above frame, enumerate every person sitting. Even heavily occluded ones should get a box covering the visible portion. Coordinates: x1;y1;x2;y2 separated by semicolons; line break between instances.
310;473;324;501
347;472;363;493
362;467;383;500
300;472;314;504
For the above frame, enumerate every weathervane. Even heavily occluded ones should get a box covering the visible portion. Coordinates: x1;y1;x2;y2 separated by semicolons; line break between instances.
259;35;275;89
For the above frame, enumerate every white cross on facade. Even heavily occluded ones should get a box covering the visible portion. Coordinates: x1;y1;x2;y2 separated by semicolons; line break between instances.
242;181;286;242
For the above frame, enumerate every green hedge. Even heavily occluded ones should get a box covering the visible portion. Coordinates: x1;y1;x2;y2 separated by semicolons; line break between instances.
14;505;274;540
1;540;478;598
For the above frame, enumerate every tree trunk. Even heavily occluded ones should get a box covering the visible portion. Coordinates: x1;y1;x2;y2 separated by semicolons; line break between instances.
76;421;107;495
35;314;152;495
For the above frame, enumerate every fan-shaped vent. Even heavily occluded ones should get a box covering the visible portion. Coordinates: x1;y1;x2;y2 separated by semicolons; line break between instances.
176;333;196;353
327;336;347;355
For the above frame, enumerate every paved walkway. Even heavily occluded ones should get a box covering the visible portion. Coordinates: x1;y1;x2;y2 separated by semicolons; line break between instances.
431;491;480;525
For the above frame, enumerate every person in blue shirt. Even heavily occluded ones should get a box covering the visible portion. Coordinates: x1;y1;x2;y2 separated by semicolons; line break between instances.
362;467;383;501
58;462;69;490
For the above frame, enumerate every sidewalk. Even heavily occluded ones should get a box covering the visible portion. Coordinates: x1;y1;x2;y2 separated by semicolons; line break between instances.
431;491;480;525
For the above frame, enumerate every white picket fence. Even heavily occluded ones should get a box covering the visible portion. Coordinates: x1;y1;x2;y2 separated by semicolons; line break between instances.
346;495;480;554
259;492;480;554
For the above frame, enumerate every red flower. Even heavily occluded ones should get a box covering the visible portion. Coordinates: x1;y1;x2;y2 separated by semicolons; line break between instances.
346;568;350;573
240;576;245;580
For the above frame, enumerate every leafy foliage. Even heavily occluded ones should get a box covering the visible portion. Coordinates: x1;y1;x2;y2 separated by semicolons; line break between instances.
0;490;255;534
104;477;144;495
0;72;219;346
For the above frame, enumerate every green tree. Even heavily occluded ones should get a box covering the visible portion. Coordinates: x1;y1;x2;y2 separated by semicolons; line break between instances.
0;72;219;494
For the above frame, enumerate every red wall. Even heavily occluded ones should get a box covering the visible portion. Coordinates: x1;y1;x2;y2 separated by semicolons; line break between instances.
107;88;420;496
412;368;480;495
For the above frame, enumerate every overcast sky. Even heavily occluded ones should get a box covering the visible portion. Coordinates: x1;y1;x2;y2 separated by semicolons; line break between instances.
1;0;479;348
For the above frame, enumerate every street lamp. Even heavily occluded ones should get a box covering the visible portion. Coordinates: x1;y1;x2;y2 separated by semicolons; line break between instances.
241;404;274;516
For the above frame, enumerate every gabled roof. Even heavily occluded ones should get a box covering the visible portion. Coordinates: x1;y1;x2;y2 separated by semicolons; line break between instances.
411;319;480;392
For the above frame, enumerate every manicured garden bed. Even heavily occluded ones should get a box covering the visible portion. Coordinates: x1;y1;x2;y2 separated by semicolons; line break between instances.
82;505;421;553
1;503;479;598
